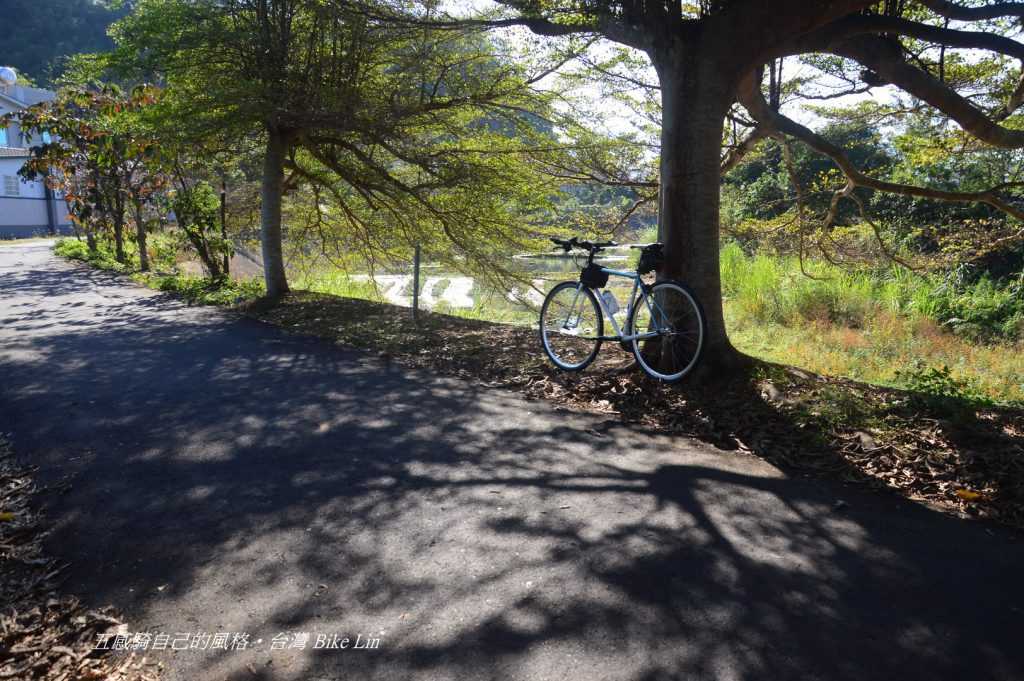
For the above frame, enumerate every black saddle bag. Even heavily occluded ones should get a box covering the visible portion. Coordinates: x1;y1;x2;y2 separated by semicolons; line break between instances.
637;244;664;275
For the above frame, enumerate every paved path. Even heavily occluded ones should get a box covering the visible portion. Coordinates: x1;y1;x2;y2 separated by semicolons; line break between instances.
2;241;1023;681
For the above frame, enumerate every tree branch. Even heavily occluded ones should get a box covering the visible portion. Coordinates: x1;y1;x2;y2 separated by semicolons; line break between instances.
832;35;1024;148
334;0;650;48
721;125;770;173
836;14;1024;61
737;71;1024;222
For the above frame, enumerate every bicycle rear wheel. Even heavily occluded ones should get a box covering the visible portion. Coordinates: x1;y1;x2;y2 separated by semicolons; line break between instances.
629;280;705;382
539;282;603;371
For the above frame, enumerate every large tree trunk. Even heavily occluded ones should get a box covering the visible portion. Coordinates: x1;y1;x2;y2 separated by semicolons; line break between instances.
260;128;290;298
133;199;149;272
651;44;746;375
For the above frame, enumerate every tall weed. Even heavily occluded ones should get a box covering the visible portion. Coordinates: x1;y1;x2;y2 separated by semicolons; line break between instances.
720;241;1024;340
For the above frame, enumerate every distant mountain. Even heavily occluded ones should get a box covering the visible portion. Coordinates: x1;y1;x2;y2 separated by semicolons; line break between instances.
3;0;126;85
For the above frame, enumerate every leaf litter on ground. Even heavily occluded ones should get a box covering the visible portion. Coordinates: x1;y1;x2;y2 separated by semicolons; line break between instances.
0;435;160;680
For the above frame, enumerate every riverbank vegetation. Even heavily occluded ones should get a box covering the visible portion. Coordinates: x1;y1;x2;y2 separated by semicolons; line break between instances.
721;243;1024;403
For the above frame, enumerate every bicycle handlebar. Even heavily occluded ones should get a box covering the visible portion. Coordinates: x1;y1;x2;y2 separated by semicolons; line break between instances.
551;237;617;253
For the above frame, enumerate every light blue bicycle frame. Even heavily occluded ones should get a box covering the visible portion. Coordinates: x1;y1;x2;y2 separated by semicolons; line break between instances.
561;266;664;342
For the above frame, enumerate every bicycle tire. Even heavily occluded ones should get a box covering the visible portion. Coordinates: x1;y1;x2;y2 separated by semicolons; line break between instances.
628;280;706;382
539;281;604;371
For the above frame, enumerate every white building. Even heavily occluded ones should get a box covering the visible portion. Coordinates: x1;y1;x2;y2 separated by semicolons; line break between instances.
0;72;72;239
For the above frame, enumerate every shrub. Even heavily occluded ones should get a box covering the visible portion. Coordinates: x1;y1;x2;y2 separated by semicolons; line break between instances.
53;237;90;260
53;236;131;272
148;231;181;272
895;362;995;411
137;272;264;306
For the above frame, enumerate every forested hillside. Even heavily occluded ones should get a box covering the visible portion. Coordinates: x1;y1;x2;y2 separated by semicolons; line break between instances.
3;0;124;85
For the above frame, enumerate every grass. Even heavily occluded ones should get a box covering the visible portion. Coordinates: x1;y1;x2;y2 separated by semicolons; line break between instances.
729;314;1024;404
720;242;1024;404
55;235;265;306
720;242;1024;339
295;268;382;300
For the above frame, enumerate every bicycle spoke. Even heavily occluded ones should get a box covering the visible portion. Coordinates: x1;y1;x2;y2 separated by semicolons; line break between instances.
540;283;602;371
629;282;705;381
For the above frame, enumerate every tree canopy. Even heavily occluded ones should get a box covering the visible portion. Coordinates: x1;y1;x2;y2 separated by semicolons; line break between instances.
107;0;585;296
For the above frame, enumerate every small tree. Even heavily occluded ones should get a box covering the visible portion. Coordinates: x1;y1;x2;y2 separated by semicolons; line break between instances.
120;136;167;272
168;179;231;281
12;85;164;268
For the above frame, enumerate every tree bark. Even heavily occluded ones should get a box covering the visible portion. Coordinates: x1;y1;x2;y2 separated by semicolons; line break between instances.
133;199;149;272
651;44;746;374
260;128;290;298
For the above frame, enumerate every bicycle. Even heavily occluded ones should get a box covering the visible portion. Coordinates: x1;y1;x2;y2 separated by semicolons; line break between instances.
538;237;706;382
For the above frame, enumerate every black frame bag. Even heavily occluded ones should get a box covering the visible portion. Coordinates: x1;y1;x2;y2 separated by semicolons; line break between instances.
580;263;609;288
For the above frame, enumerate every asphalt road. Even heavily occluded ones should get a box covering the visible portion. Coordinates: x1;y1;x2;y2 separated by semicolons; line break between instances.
2;240;1023;681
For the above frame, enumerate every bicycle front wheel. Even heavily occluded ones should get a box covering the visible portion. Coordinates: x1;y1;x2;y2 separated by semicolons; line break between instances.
539;282;603;371
629;280;705;382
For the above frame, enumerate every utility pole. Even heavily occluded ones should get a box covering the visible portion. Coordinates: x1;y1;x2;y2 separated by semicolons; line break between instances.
220;178;229;276
412;244;421;323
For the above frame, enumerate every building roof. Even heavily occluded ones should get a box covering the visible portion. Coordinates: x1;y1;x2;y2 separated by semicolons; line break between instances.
0;83;55;157
0;84;54;107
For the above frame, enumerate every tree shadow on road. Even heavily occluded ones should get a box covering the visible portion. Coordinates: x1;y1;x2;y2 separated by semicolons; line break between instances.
2;268;1023;681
